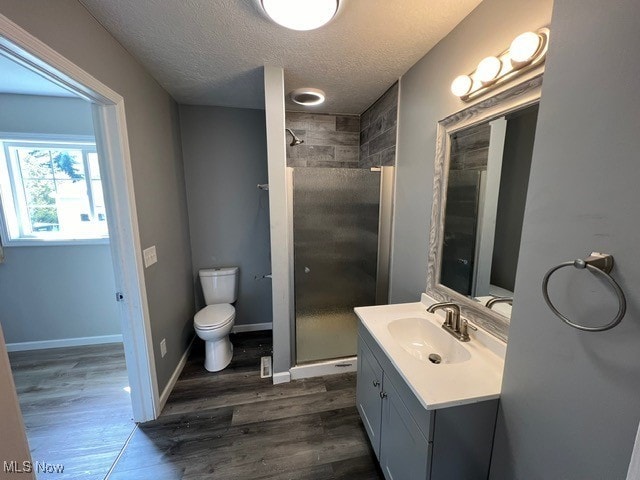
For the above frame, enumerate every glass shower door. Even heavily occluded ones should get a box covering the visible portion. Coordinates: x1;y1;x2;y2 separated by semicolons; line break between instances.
293;167;380;364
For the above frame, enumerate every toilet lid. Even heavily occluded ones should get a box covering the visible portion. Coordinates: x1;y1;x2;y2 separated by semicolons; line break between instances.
194;304;235;330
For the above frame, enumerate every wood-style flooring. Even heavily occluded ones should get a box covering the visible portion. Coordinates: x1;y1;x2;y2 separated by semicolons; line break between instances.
9;343;135;480
109;331;382;480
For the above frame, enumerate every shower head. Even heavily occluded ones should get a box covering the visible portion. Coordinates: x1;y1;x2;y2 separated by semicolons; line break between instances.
286;128;304;147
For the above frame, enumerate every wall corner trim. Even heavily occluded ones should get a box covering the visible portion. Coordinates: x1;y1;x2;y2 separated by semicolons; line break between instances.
272;371;291;385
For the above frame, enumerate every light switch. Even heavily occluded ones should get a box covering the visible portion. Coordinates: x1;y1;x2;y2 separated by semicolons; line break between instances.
143;245;157;268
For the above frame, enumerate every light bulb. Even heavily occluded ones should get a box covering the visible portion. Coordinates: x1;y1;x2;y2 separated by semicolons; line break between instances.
450;75;473;97
476;56;502;84
261;0;339;31
510;31;542;66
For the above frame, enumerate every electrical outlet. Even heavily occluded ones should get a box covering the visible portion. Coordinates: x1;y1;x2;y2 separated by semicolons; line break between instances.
143;245;157;268
160;338;167;358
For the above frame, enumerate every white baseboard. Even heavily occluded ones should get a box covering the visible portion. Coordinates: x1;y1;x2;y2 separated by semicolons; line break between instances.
157;336;195;414
290;356;358;380
272;371;291;384
6;334;123;352
232;322;273;333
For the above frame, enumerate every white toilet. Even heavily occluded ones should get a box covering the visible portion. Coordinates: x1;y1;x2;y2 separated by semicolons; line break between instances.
194;267;238;372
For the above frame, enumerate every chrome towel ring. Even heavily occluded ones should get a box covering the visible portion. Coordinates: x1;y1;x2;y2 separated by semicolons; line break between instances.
542;252;626;332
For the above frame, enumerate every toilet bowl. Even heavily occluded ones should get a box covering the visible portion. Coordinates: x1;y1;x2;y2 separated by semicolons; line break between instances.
194;267;238;372
194;304;235;372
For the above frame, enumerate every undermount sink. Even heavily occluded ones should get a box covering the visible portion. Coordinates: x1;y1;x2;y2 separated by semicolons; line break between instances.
388;317;472;365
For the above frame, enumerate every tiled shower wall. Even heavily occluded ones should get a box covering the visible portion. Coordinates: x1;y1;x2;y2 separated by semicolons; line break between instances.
360;83;398;168
450;122;491;171
286;112;360;168
285;82;399;168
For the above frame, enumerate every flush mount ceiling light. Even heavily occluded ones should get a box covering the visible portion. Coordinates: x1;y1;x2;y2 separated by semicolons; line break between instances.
450;27;550;101
261;0;340;31
290;87;326;106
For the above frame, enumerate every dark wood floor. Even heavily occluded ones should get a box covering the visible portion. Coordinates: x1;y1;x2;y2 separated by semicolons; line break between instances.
9;343;135;480
108;331;382;480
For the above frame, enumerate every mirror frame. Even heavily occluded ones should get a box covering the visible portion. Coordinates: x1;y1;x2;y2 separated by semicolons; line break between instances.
427;74;543;342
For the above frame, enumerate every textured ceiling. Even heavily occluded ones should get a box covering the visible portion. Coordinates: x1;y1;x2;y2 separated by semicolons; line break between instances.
79;0;481;114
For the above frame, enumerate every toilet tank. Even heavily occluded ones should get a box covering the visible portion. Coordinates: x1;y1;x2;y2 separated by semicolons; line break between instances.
199;267;239;305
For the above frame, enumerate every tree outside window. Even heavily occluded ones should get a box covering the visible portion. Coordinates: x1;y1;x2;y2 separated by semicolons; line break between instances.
0;139;109;243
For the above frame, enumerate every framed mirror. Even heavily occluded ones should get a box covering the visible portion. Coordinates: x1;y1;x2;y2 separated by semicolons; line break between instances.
427;74;543;341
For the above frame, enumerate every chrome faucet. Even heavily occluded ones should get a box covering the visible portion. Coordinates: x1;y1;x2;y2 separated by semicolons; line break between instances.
486;297;513;310
426;302;477;342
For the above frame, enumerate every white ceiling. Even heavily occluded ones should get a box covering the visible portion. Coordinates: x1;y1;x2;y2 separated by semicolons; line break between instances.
79;0;481;114
0;54;77;97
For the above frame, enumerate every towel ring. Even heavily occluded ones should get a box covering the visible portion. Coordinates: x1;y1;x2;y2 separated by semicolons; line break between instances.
542;252;626;332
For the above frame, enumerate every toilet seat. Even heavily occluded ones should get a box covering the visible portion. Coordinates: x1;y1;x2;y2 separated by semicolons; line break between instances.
194;304;235;331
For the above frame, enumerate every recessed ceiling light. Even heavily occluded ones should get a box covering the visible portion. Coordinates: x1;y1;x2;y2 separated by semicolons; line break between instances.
261;0;340;31
290;88;326;106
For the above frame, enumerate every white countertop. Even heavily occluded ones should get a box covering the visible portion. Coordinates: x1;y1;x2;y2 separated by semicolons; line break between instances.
355;294;506;411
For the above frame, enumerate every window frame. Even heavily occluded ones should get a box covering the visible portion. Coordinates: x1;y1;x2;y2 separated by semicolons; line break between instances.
0;133;110;247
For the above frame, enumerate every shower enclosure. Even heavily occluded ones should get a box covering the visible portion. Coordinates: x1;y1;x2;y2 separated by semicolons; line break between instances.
283;88;399;368
292;167;385;364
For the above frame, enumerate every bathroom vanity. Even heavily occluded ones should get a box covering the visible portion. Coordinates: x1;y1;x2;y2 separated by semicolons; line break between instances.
355;295;505;480
353;74;541;479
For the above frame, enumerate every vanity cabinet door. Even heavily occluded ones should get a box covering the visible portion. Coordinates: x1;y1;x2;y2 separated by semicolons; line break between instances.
379;377;431;480
356;337;384;458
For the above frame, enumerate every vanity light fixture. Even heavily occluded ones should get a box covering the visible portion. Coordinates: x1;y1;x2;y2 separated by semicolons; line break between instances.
451;27;549;101
290;87;326;106
476;56;503;84
261;0;340;31
510;31;543;67
450;75;473;97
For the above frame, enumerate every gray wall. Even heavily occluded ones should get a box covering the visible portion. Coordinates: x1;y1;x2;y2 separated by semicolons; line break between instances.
0;246;119;343
490;1;640;478
0;93;95;135
263;65;292;376
285;112;360;168
0;93;119;345
0;0;195;393
179;105;272;327
390;0;553;303
360;82;398;168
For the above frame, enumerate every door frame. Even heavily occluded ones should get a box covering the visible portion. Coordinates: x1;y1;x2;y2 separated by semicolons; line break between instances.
0;14;159;422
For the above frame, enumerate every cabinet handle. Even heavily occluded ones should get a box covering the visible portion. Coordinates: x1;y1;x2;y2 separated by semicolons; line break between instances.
380;391;387;399
372;380;380;387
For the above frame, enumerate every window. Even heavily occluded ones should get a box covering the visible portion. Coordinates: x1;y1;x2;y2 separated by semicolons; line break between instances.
0;136;109;244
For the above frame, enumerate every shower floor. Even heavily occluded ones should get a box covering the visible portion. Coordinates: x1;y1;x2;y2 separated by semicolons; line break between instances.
296;309;358;364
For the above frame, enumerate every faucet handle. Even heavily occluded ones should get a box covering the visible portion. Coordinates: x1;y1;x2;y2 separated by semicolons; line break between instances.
461;319;478;335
